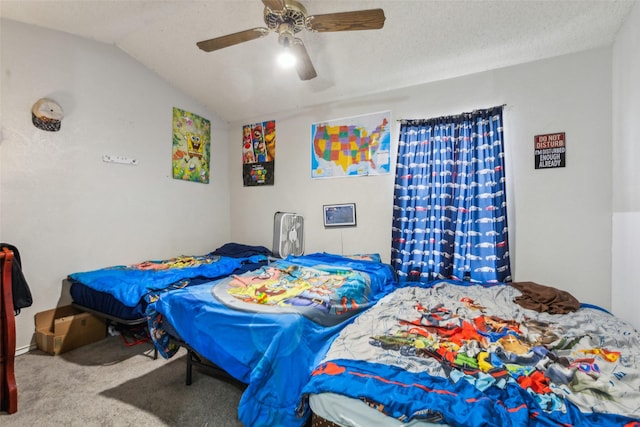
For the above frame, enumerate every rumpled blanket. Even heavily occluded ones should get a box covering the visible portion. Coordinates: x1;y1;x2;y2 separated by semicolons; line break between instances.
210;242;272;258
510;281;580;314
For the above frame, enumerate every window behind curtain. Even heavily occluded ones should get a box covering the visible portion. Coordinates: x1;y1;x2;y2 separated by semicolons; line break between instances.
391;106;511;283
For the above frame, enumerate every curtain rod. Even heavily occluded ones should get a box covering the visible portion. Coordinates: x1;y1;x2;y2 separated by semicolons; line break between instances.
397;104;507;122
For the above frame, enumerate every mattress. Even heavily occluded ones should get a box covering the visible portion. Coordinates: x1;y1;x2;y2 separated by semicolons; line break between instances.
309;392;445;427
70;279;146;320
69;274;216;321
68;245;270;321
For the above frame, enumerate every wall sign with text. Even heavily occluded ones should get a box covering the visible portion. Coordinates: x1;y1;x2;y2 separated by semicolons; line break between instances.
534;132;566;169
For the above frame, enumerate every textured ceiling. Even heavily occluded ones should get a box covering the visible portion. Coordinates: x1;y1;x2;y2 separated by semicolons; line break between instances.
1;0;636;123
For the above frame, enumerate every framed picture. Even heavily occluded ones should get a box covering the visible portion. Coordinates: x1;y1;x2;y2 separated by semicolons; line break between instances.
323;203;357;228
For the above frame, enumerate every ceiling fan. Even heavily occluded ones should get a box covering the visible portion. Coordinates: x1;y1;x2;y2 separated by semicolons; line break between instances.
196;0;386;81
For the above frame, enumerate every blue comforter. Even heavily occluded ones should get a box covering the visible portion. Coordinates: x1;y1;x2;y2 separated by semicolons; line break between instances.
69;253;266;307
303;281;640;426
148;252;397;427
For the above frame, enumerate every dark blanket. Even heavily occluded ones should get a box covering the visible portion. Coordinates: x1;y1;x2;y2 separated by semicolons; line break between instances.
210;242;272;258
510;281;580;314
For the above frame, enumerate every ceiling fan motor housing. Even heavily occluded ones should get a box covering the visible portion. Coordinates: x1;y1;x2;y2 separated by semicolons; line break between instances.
265;0;307;45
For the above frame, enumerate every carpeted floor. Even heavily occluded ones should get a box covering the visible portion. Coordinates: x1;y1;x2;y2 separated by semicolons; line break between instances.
1;336;245;426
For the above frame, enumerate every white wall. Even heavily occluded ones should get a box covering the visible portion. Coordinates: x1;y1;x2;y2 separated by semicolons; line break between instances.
0;19;231;352
229;47;614;311
612;2;640;330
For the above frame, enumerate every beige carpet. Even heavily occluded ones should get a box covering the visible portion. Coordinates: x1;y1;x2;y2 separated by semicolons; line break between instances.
1;336;244;426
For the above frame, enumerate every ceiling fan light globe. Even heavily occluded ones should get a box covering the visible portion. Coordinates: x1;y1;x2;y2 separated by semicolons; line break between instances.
277;50;297;68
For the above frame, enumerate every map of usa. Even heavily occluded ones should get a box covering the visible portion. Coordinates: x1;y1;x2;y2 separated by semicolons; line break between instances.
311;112;391;178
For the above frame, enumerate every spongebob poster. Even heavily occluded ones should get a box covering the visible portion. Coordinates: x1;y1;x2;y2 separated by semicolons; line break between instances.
242;120;275;186
172;107;211;184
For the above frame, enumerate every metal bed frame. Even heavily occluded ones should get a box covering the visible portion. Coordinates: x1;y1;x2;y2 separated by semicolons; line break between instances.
71;302;158;359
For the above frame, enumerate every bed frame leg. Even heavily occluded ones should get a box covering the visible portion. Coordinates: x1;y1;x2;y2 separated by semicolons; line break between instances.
186;349;193;386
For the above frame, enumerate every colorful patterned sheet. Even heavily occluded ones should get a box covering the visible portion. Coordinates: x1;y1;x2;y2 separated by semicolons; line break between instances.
211;254;388;326
146;253;396;427
68;253;266;307
304;281;640;427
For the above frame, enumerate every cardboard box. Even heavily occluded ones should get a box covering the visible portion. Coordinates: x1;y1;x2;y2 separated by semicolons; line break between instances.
35;305;106;355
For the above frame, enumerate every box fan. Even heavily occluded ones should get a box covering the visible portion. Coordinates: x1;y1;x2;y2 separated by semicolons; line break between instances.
273;212;304;258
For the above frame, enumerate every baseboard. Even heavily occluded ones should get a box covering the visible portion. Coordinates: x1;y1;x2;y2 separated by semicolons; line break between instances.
15;343;36;356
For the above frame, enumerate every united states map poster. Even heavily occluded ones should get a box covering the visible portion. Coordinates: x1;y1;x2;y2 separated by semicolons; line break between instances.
311;111;391;179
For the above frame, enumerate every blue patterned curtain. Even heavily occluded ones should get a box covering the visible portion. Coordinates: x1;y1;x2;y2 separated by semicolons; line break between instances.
391;106;511;283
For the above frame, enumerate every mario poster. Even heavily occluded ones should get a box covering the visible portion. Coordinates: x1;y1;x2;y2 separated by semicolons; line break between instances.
243;120;275;186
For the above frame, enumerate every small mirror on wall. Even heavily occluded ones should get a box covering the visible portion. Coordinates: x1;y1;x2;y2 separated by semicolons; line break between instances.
323;203;356;228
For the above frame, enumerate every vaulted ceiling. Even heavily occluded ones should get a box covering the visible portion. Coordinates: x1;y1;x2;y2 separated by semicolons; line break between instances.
1;0;635;123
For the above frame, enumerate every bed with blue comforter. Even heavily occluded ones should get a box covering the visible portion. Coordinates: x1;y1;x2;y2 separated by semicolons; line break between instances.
68;243;269;320
304;280;640;427
146;252;397;427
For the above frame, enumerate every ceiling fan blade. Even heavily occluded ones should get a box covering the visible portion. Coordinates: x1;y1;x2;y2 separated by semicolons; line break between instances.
197;28;269;52
306;9;385;32
262;0;285;11
291;39;317;81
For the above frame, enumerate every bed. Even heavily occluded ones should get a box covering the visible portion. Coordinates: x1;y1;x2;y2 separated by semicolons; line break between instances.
146;252;397;427
303;280;640;427
67;243;270;323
